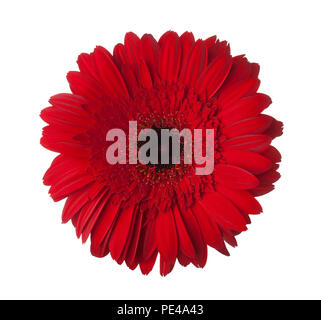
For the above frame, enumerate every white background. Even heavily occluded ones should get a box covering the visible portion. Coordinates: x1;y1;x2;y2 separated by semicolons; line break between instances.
0;0;320;300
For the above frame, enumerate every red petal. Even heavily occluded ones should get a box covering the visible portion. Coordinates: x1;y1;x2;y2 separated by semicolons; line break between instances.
40;126;90;158
179;40;207;86
67;71;105;104
49;174;94;201
261;146;282;163
158;31;181;82
116;208;140;264
49;93;88;117
222;55;259;88
90;232;109;258
140;251;158;275
77;53;98;80
223;149;271;174
199;192;247;231
222;115;273;138
90;197;121;247
219;94;272;126
204;35;217;49
192;201;228;254
215;164;259;189
221;227;238;247
43;155;88;186
141;34;159;79
124;32;143;72
93;46;129;98
80;191;111;243
113;43;127;66
222;134;272;153
120;64;138;95
137;59;153;89
180;31;195;72
216;184;262;215
196;54;232;98
177;251;191;267
218;78;260;107
40;106;90;130
207;39;230;65
62;188;90;223
264;118;284;139
172;207;196;259
160;256;176;276
125;209;143;264
76;189;108;239
109;205;135;261
250;185;275;197
179;207;207;268
156;210;177;262
258;169;281;185
141;220;157;260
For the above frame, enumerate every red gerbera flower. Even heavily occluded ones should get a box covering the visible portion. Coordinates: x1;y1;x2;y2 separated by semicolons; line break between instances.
41;31;283;276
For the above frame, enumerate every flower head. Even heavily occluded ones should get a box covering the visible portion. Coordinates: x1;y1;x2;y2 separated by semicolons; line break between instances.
41;31;282;275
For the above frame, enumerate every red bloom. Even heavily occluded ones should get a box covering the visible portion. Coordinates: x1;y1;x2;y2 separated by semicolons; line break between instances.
41;31;282;275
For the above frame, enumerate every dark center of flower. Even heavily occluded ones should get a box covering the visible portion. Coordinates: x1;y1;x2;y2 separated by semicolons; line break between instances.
137;125;183;172
152;125;182;171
